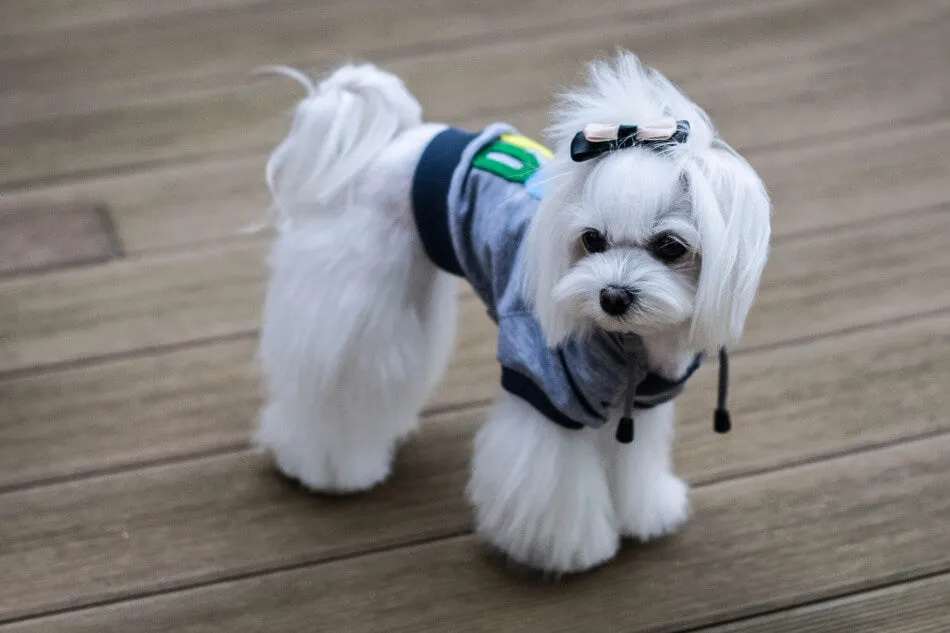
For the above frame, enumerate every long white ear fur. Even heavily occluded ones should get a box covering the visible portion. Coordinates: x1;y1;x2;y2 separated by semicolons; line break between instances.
688;144;771;350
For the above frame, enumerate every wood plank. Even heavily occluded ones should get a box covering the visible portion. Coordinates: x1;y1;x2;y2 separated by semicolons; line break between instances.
0;0;279;37
697;573;950;633
0;339;259;490
3;0;946;185
1;311;948;618
2;1;946;629
2;431;947;631
0;421;474;622
749;117;950;237
0;153;273;257
744;208;950;349
0;108;517;257
0;0;882;122
0;0;701;97
4;203;950;374
671;310;950;483
0;239;266;373
5;113;948;259
0;295;492;490
2;281;948;495
0;236;479;376
0;203;119;276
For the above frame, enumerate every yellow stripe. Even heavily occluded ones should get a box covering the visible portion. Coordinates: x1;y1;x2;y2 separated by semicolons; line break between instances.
500;133;553;159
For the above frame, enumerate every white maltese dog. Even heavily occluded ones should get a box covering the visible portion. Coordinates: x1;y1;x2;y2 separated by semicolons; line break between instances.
255;52;771;573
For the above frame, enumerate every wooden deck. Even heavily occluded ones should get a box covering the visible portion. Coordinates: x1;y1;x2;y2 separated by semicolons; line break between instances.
1;0;949;630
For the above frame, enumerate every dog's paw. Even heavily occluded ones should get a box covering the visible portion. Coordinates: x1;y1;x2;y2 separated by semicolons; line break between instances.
282;451;392;495
618;473;690;542
260;435;394;495
473;495;620;575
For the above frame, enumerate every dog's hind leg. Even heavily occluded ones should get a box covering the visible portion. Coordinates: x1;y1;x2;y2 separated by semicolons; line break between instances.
256;224;457;493
254;64;456;493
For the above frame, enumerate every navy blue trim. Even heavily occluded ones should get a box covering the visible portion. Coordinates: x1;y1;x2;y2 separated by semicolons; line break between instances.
501;368;585;430
410;128;477;277
636;353;704;397
557;348;606;422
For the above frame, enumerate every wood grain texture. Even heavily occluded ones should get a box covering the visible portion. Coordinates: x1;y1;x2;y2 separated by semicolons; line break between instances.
0;339;260;489
0;0;698;97
3;112;947;259
2;0;949;628
2;279;948;491
697;574;950;633
0;419;475;622
4;204;949;374
0;0;871;121
0;107;515;258
744;208;950;348
0;203;119;275
3;434;947;631
0;0;283;36
3;0;947;185
0;239;267;373
671;310;950;483
0;293;491;489
1;311;948;620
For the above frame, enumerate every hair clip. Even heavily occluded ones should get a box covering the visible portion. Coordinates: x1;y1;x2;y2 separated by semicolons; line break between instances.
570;119;690;162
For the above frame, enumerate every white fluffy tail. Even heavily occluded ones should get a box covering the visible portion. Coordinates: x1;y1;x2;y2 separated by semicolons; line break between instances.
263;63;422;228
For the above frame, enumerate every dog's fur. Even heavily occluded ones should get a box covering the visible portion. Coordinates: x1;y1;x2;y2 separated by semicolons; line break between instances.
255;54;770;573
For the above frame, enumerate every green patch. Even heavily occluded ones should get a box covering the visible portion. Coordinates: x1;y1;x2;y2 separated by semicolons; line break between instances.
472;134;550;184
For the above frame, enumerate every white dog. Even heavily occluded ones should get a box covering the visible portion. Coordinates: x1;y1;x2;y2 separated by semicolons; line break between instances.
255;53;770;573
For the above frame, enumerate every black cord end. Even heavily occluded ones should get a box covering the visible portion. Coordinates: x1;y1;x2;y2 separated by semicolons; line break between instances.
714;408;732;434
616;416;634;443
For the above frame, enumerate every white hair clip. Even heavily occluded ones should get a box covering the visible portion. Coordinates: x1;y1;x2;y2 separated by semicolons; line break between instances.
571;119;690;162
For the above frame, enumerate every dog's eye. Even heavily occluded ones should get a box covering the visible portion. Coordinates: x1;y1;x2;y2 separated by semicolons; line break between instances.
581;229;608;254
652;233;689;263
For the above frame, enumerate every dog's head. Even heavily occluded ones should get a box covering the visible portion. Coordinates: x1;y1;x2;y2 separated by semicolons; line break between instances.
524;53;771;352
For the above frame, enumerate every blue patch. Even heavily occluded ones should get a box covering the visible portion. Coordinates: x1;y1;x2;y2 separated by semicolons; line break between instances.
524;168;547;200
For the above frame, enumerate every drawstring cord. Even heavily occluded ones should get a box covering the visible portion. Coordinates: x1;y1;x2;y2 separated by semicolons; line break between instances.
615;347;731;443
714;347;731;433
615;363;638;443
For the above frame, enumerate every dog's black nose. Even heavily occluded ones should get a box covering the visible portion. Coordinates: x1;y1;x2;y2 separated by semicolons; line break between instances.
599;286;635;316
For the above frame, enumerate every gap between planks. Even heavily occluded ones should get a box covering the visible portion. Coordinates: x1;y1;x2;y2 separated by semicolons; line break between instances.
683;570;950;633
4;202;950;376
1;433;947;630
3;0;947;186
3;301;948;496
0;0;719;62
4;106;948;267
1;205;948;492
0;306;947;615
0;0;866;122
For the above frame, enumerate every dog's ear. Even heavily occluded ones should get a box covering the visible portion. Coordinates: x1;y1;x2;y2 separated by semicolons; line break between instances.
687;145;771;350
522;163;589;346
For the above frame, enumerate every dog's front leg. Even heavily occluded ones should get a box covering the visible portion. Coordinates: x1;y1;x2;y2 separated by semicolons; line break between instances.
467;391;619;573
606;401;690;541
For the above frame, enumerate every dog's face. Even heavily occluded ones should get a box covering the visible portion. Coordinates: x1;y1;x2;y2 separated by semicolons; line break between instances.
526;117;769;353
524;54;771;351
526;139;770;351
550;150;699;339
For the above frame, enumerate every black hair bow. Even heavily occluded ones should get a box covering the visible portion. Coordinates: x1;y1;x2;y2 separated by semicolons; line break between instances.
570;119;690;162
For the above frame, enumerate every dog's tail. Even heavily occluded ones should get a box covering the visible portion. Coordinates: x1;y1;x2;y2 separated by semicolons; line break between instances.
261;63;422;228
